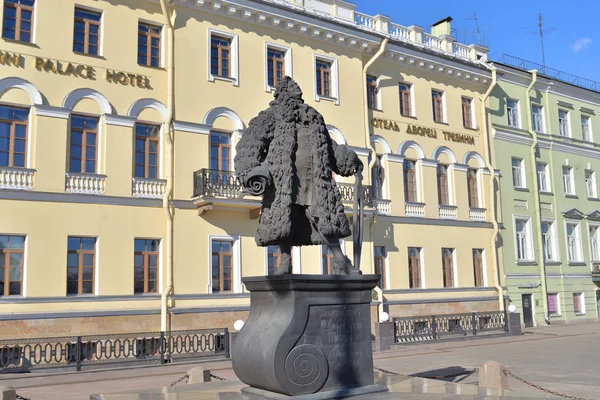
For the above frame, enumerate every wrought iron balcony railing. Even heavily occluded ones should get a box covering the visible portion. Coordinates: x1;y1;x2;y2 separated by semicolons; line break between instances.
193;169;375;208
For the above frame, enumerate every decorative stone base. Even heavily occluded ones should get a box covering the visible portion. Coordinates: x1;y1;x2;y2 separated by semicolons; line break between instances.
232;274;383;398
241;384;389;399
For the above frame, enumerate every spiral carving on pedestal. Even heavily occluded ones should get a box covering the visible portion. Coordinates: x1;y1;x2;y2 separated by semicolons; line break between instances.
284;344;329;394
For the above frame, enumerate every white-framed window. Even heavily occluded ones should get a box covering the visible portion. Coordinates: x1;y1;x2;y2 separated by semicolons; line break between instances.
531;104;544;133
399;82;414;117
366;75;382;111
581;115;592;142
565;222;583;263
589;224;600;262
541;220;558;261
208;235;241;293
507;98;520;128
2;0;37;44
537;162;550;192
573;292;585;315
562;166;575;195
511;157;526;188
432;89;446;123
547;293;560;316
585;170;597;198
207;28;239;86
514;217;533;262
313;54;339;105
264;42;292;92
558;110;570;137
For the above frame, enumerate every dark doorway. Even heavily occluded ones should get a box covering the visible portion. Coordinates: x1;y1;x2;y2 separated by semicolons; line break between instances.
596;291;600;320
522;294;534;327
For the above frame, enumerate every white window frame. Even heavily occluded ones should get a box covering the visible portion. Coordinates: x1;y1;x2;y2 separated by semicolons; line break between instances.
511;157;526;189
507;98;520;128
585;170;597;199
207;28;239;86
537;162;550;193
74;4;105;57
573;292;586;315
541;219;558;262
558;109;570;137
207;234;242;294
581;115;593;142
138;18;166;69
565;221;583;263
547;293;561;316
514;216;534;262
313;53;339;105
398;81;415;117
462;97;476;129
431;89;447;124
589;223;600;262
264;42;292;92
531;104;545;133
563;166;575;195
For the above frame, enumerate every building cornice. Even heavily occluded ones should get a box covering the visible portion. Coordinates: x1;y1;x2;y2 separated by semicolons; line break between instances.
160;0;491;85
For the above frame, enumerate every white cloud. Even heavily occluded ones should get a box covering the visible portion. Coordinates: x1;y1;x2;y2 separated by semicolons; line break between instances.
572;38;593;54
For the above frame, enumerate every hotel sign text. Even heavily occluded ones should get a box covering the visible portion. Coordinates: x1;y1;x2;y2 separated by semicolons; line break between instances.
371;118;476;146
0;51;152;90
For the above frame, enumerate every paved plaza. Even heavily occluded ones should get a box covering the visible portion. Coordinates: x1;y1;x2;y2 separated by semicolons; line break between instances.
1;323;599;400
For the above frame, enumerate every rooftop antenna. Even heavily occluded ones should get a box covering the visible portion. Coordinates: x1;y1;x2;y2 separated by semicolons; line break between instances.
466;12;488;46
530;13;556;70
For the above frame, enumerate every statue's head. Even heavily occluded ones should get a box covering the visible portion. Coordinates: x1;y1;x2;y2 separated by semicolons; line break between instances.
274;76;303;101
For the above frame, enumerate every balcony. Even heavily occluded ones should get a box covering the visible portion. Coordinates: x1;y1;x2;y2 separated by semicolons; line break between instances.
405;202;425;218
0;167;35;191
439;204;457;220
373;199;391;216
66;173;105;195
469;207;487;222
192;169;380;216
132;178;167;199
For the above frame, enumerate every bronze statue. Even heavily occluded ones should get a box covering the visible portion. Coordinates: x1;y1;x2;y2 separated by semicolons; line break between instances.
234;77;363;275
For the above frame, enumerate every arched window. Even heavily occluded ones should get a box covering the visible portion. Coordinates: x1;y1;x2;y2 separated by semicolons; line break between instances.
437;164;449;205
69;114;99;173
0;105;29;168
372;155;384;199
403;159;417;203
467;168;479;208
210;131;231;172
134;123;160;179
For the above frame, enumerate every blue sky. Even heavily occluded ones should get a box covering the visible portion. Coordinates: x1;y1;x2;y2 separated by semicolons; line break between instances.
353;0;600;83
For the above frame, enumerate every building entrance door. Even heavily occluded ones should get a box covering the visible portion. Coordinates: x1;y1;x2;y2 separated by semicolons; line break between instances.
597;291;600;320
522;294;534;327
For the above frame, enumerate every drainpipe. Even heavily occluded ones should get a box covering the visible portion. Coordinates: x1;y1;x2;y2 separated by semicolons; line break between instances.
478;67;504;311
159;0;175;334
524;70;550;324
362;38;388;321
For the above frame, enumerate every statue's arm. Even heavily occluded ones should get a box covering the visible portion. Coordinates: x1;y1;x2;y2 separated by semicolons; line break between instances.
330;140;363;177
234;111;275;186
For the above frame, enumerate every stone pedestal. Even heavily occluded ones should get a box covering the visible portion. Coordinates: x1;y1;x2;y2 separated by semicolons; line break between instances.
232;275;387;399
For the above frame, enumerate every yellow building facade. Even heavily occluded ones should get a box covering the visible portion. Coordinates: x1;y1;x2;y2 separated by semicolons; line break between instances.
0;0;504;338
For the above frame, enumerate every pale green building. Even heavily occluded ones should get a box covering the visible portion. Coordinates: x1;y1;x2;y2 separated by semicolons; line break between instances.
491;55;600;326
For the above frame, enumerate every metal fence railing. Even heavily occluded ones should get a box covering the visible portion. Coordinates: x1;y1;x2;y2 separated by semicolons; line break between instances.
0;328;229;372
393;311;508;343
193;168;375;207
497;54;600;93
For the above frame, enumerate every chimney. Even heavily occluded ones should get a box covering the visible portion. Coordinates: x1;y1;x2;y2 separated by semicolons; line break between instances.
431;16;452;37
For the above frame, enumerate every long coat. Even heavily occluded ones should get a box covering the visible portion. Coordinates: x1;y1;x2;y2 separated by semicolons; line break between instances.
234;97;361;247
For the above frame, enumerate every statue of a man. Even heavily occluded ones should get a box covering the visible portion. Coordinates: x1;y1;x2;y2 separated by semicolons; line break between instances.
234;77;363;275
